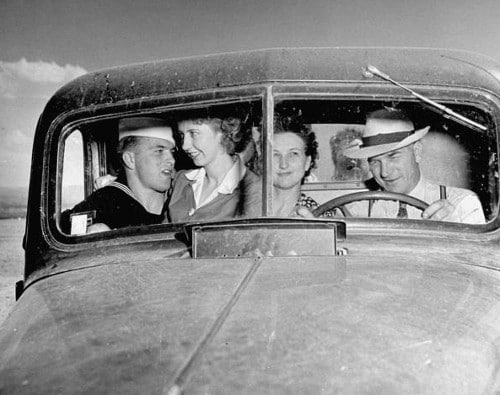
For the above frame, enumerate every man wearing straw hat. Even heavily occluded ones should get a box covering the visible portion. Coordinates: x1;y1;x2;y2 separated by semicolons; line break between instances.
62;117;176;234
343;108;485;224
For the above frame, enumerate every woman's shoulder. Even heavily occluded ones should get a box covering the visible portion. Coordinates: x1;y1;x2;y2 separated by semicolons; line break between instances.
172;168;198;184
240;168;262;194
237;168;262;217
242;168;261;183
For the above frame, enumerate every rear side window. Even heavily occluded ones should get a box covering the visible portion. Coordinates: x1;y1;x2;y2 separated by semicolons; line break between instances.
61;129;84;212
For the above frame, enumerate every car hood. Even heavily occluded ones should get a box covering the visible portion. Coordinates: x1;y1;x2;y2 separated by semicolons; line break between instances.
1;251;500;394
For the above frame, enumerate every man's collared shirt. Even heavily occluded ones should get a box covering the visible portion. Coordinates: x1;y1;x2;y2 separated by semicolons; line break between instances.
345;177;486;224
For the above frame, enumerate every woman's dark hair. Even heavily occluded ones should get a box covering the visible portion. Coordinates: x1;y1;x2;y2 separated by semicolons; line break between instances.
274;113;318;177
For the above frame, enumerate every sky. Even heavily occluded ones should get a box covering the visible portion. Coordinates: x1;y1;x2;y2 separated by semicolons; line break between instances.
1;0;499;188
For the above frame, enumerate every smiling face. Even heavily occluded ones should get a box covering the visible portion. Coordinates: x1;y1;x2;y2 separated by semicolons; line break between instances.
130;136;176;193
272;132;312;190
178;119;224;167
368;142;422;194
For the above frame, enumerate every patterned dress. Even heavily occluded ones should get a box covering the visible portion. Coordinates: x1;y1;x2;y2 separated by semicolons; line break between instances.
296;193;334;217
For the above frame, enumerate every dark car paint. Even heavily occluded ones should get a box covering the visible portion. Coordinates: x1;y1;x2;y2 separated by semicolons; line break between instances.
23;47;500;280
1;236;500;394
45;48;500;111
3;48;500;393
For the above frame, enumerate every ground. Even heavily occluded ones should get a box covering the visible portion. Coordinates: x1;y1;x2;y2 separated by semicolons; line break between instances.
0;218;25;325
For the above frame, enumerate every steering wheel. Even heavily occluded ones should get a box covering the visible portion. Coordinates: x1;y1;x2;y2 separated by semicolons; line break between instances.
313;191;429;217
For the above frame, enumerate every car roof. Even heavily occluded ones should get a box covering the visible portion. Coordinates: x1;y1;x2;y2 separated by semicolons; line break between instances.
45;47;500;115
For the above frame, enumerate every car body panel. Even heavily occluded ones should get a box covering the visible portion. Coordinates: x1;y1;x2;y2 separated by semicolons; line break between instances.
0;257;252;394
187;256;500;394
2;236;500;393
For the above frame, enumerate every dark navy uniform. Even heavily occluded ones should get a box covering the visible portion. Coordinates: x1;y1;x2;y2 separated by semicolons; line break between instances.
61;181;165;234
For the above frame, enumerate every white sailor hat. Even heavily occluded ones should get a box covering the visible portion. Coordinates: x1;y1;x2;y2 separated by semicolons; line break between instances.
118;117;175;146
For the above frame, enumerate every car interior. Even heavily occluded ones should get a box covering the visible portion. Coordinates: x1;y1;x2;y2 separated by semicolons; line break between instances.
58;98;499;237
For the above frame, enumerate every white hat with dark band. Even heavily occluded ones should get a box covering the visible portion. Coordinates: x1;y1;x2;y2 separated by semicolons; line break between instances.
118;117;175;146
343;109;429;159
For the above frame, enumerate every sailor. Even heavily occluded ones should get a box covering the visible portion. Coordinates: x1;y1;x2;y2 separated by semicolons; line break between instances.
61;117;176;234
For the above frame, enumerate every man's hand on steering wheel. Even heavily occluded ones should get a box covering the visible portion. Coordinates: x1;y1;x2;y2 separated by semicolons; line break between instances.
422;199;460;222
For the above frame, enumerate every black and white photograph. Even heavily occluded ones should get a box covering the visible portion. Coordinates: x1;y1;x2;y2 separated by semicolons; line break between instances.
1;0;500;393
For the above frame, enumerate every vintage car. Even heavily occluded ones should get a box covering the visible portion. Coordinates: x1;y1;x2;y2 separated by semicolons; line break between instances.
1;48;500;394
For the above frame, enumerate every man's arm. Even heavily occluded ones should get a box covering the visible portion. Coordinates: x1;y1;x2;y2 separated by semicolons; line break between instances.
60;187;121;233
86;223;112;233
422;192;486;224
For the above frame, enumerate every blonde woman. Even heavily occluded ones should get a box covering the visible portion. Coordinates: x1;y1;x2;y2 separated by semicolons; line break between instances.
167;114;260;222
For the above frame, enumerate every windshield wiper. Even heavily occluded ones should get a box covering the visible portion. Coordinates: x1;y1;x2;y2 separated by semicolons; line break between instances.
365;65;487;132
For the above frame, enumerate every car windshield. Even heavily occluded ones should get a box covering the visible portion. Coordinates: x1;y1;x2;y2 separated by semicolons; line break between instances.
273;100;496;223
57;97;498;237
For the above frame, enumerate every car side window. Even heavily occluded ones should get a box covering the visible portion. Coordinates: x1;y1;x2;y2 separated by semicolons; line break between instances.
61;129;84;212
